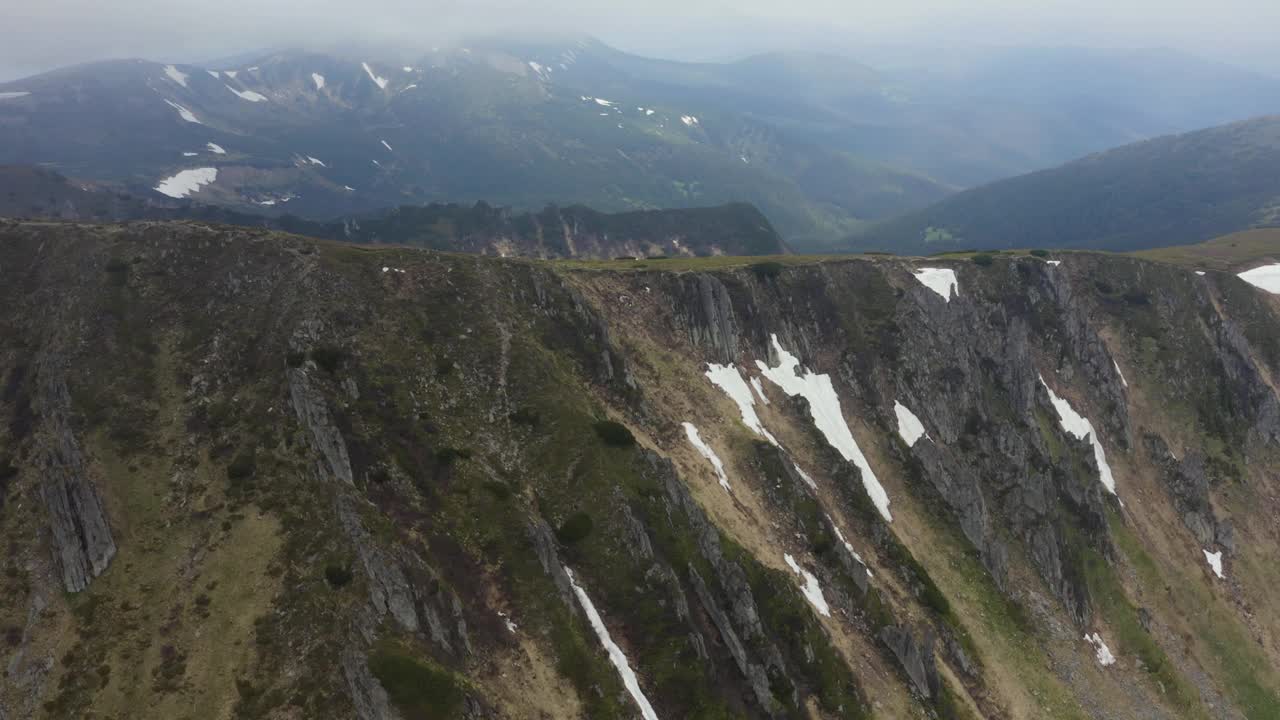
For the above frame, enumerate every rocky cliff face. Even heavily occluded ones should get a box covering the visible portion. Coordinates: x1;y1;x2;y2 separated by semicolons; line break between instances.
1;219;1279;720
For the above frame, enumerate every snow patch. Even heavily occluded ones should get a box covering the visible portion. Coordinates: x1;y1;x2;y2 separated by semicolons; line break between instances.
497;610;518;633
912;267;958;302
401;84;418;92
1047;260;1062;267
1084;633;1116;666
704;364;777;444
1113;360;1127;388
564;568;660;720
682;422;730;492
758;335;892;521
403;66;414;72
163;64;189;87
164;99;201;124
223;70;238;79
792;463;818;489
207;70;220;79
311;72;325;90
182;152;198;157
344;185;355;191
225;85;267;102
154;167;217;198
362;62;388;89
1204;549;1224;578
306;155;326;167
1195;271;1206;276
1040;375;1116;495
680;115;699;127
594;98;615;107
829;519;872;576
1237;264;1280;294
784;554;831;617
749;376;770;405
0;91;30;100
206;142;226;154
380;140;394;152
894;401;929;446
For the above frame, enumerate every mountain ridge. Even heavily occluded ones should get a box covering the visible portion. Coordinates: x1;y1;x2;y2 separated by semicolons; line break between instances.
3;218;1280;718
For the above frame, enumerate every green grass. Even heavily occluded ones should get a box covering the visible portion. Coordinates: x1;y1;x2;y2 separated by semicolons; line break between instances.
1132;228;1280;271
1108;513;1280;718
368;643;465;720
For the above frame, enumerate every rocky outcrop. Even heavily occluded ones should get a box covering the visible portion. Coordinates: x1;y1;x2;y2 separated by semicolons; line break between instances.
528;518;577;611
34;360;116;592
648;450;788;715
1145;434;1234;552
341;646;401;720
288;367;355;486
880;625;941;700
680;273;741;364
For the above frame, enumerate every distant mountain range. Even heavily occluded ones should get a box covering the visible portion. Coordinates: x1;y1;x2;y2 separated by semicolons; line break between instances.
0;165;786;258
2;38;1278;250
850;115;1280;254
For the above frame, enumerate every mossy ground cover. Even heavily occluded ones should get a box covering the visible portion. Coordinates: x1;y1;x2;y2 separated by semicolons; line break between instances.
1107;511;1280;719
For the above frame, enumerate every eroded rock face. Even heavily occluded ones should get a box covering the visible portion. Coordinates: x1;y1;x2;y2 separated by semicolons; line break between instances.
34;360;116;593
880;625;941;700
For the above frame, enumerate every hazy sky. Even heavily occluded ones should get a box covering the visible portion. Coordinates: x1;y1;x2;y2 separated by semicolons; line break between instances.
2;0;1279;79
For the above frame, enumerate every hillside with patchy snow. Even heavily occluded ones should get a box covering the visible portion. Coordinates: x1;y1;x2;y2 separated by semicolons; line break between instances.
3;220;1280;718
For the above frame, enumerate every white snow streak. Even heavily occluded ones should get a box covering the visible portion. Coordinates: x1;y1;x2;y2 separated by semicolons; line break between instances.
758;335;892;521
1204;549;1224;578
912;267;958;302
164;99;201;124
380;140;394;152
1195;271;1207;276
830;520;872;576
403;66;414;72
894;401;929;447
594;98;615;107
207;70;220;79
682;422;731;492
704;364;777;444
1047;260;1063;267
223;70;238;79
362;62;388;89
1085;633;1116;666
564;568;660;720
749;376;770;405
312;73;325;90
784;554;831;617
1040;375;1117;495
206;142;226;154
182;152;198;157
154;167;217;198
1113;360;1128;388
793;463;818;490
0;91;30;100
1237;264;1280;294
163;64;189;87
306;155;326;167
681;115;699;126
225;85;267;102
